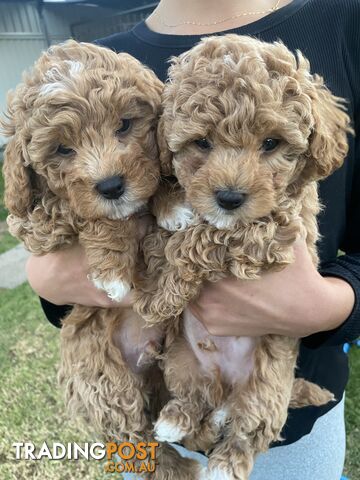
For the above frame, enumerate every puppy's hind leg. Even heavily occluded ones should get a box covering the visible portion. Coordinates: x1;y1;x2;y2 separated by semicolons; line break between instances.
154;333;219;446
205;432;255;480
183;406;229;454
152;443;205;480
59;306;149;439
205;337;297;480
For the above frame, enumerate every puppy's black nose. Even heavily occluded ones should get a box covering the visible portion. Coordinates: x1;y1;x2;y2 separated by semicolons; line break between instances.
215;190;246;210
96;175;125;200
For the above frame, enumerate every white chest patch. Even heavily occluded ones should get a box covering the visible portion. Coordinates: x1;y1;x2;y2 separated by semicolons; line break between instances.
183;310;257;386
204;212;235;230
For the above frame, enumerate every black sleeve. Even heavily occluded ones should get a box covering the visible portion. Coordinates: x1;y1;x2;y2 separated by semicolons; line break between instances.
39;297;72;328
303;105;360;349
302;254;360;348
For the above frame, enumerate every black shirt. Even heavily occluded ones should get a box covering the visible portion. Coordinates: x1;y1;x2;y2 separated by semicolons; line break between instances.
41;0;360;446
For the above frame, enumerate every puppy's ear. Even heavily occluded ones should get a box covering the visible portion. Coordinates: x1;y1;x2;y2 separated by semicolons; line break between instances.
302;71;352;181
157;115;173;176
2;135;34;218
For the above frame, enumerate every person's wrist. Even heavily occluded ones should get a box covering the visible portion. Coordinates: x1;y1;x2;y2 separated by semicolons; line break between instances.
305;274;355;336
26;254;57;302
321;276;355;328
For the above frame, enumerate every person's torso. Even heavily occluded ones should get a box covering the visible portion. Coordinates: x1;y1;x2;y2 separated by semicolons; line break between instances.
96;0;359;445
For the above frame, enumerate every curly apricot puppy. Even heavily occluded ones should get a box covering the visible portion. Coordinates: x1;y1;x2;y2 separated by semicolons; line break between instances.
134;35;352;480
1;41;203;479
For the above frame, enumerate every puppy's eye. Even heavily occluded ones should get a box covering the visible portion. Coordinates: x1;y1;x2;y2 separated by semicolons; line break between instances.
262;138;280;152
116;119;132;136
57;145;75;156
194;138;212;151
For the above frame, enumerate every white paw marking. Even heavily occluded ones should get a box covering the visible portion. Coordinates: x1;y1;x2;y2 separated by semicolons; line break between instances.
207;467;232;480
92;278;131;302
154;419;186;442
158;205;195;231
212;408;228;427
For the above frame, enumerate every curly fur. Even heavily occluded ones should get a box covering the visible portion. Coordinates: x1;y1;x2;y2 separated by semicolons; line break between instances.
134;35;352;479
1;40;201;478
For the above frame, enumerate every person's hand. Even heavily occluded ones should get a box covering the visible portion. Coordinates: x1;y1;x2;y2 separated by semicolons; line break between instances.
26;243;121;307
189;239;355;338
26;214;153;308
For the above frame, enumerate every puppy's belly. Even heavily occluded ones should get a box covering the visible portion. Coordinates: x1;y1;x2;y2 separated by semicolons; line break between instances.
183;310;257;386
112;309;164;375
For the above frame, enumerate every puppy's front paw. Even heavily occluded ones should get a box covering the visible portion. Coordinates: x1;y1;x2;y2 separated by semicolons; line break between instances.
154;418;187;443
92;277;131;302
158;205;195;231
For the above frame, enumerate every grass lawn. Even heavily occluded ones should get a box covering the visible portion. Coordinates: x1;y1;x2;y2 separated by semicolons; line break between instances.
0;230;18;254
344;347;360;478
0;283;120;480
0;161;19;253
0;161;7;222
0;165;117;478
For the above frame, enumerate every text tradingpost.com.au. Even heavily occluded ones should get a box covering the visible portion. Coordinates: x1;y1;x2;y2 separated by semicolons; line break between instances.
12;441;159;474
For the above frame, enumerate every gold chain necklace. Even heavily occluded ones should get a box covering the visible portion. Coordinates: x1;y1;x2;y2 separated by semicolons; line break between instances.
158;0;281;27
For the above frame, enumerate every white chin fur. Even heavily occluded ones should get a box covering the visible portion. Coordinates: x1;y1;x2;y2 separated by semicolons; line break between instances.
158;205;195;231
204;213;235;230
92;278;131;302
154;419;186;443
106;199;144;220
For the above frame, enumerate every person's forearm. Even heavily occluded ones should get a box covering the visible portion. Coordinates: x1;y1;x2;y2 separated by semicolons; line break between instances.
189;240;356;338
26;216;152;309
26;245;117;308
282;273;355;337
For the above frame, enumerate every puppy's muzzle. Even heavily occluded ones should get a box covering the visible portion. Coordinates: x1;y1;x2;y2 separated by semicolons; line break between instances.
96;175;125;200
215;189;246;211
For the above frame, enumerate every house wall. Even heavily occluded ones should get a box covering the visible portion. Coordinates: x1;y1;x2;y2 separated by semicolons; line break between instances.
0;1;154;146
